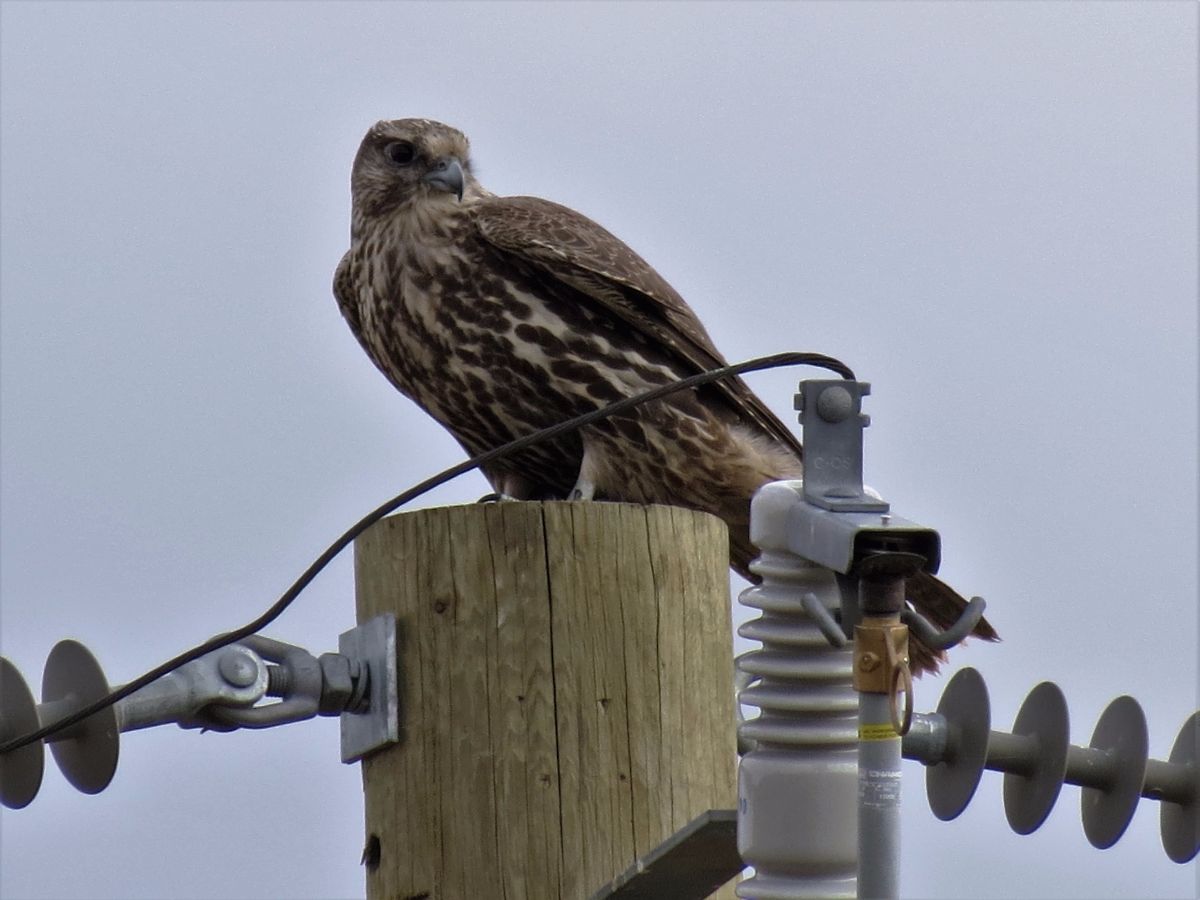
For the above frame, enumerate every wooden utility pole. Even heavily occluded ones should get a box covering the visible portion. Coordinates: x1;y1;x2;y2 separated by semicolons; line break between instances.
353;501;738;900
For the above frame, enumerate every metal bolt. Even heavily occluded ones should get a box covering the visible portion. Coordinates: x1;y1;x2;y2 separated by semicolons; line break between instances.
218;649;258;687
816;385;854;423
859;652;881;673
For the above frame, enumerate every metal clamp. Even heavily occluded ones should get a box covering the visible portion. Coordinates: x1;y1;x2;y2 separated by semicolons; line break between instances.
852;620;913;735
193;633;365;730
0;640;269;807
0;614;399;808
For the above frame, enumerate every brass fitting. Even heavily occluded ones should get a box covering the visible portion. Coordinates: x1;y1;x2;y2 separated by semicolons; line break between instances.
853;620;909;693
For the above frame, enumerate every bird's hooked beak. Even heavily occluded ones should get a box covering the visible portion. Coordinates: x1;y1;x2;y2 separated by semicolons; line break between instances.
422;157;465;201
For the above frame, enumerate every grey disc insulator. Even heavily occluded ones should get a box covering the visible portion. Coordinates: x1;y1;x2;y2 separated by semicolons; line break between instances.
42;640;119;794
0;658;44;809
1081;695;1147;849
1161;712;1198;864
926;667;990;820
1004;681;1070;835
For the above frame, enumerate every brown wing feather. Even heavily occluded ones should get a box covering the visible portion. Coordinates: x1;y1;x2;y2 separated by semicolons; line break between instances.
333;249;396;383
470;196;805;459
333;250;362;337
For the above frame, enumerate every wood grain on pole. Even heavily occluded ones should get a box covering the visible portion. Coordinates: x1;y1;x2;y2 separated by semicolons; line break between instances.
354;501;738;900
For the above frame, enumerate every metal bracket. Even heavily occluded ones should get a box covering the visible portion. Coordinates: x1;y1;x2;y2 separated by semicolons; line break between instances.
589;809;741;900
752;495;940;588
757;380;991;655
759;380;941;577
794;380;888;513
339;614;399;763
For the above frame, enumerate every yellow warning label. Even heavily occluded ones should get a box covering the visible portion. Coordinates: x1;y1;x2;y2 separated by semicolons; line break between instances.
859;723;899;741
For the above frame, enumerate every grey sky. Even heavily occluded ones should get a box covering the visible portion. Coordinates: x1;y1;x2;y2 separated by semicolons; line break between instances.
1;2;1196;898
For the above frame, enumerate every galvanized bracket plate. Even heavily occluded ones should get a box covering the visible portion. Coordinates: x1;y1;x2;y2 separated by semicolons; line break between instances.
750;481;941;578
793;380;887;513
339;614;399;763
589;809;741;900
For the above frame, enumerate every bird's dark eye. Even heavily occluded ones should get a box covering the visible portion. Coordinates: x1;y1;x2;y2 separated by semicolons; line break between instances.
384;141;417;166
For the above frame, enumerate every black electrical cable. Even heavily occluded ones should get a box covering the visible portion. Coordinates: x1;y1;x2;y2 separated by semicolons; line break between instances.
0;350;852;754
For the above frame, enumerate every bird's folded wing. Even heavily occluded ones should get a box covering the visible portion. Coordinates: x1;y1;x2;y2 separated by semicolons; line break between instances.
471;195;804;458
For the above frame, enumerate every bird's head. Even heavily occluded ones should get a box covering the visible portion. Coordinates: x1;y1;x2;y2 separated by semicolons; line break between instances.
349;118;481;224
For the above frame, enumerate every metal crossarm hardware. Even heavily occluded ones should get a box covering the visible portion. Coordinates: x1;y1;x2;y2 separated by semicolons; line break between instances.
0;615;398;808
589;810;741;900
